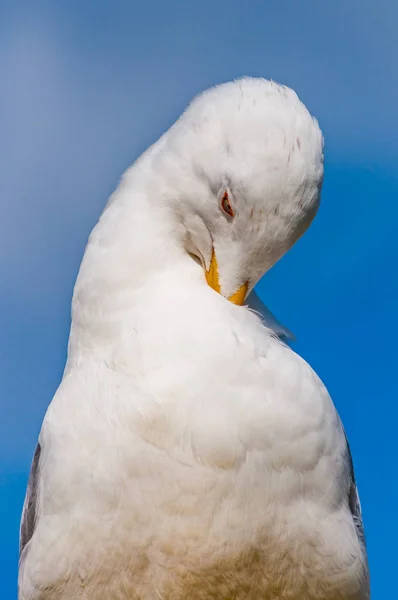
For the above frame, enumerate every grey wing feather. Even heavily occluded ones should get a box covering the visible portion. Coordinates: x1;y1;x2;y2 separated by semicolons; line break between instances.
343;431;366;547
20;443;41;558
246;290;295;342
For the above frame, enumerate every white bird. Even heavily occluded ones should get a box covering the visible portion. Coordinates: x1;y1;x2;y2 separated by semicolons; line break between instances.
19;78;370;600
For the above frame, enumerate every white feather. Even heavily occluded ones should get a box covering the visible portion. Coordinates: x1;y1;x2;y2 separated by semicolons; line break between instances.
19;78;369;600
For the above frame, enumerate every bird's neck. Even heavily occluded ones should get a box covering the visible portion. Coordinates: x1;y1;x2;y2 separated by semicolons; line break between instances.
66;157;199;367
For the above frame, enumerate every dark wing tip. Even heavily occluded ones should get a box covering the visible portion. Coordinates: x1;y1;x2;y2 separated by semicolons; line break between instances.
20;443;41;558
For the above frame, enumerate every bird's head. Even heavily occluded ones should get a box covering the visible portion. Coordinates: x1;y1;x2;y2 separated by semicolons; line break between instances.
151;78;323;305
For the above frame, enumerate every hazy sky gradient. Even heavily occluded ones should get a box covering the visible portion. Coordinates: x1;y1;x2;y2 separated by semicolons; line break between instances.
1;2;397;597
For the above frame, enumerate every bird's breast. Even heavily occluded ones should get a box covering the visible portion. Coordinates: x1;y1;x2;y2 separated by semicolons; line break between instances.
28;294;366;599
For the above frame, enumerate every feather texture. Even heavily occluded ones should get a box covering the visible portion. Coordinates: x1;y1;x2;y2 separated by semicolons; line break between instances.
19;78;369;600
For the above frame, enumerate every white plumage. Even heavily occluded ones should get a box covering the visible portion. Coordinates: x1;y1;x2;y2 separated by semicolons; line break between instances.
19;78;369;599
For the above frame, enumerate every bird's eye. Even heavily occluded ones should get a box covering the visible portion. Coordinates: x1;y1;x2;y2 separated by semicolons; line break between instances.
220;190;235;218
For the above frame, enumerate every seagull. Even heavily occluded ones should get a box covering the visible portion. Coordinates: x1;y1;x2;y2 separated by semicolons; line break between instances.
18;78;370;600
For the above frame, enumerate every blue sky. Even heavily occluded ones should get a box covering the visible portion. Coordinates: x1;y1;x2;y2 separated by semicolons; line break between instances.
1;1;397;597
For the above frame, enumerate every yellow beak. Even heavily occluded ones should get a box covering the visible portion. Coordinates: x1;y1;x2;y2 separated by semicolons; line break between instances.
205;249;248;306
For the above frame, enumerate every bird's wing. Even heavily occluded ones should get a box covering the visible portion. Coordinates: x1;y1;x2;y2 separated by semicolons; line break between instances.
246;289;295;342
343;431;366;548
19;443;41;559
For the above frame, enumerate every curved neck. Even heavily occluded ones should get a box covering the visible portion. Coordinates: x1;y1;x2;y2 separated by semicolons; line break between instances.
66;156;195;366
